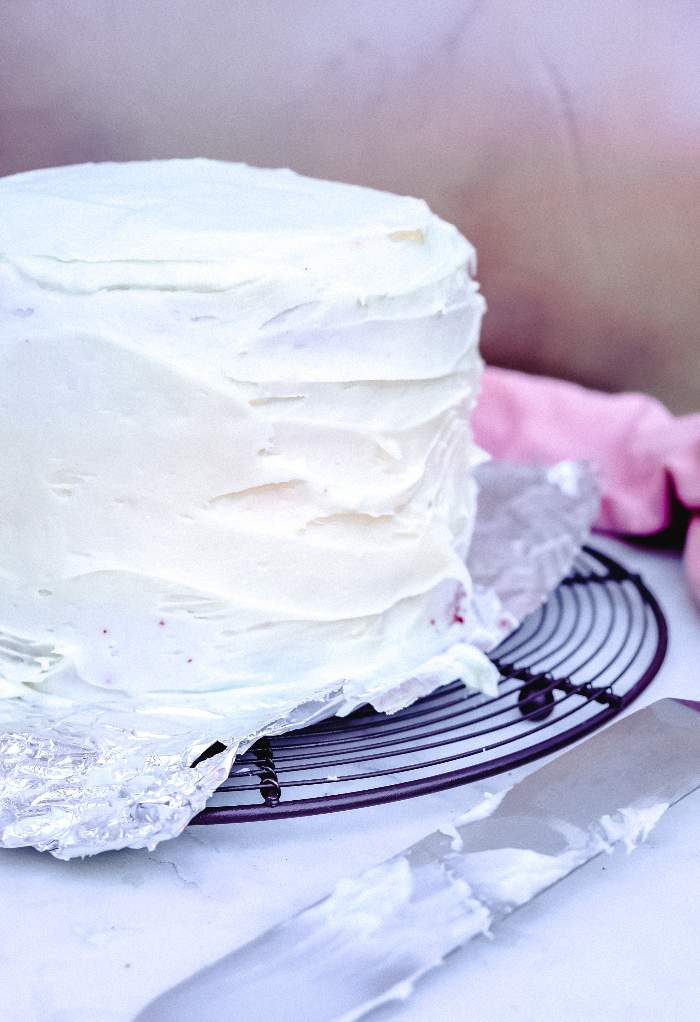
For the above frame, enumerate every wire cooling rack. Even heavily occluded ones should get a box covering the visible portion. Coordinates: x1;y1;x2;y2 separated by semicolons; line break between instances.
190;545;667;824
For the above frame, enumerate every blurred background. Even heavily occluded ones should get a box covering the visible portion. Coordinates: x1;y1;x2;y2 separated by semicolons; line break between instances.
2;0;699;412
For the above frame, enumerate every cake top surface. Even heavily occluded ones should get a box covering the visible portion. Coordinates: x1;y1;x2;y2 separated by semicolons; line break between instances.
0;159;472;298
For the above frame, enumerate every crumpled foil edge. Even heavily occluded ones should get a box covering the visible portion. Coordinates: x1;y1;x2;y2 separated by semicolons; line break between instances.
0;460;599;858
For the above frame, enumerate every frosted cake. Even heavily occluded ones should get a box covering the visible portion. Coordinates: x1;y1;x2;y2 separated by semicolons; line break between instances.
0;158;495;718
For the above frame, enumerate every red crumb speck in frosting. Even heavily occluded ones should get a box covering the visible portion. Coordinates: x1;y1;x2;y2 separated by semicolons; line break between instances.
453;615;464;624
159;620;165;626
430;619;435;625
103;629;107;634
187;659;192;663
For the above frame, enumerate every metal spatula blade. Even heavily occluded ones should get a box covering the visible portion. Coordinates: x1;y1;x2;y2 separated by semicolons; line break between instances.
134;698;700;1022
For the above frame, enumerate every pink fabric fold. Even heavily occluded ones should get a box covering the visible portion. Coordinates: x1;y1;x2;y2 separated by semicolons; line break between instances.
472;367;700;604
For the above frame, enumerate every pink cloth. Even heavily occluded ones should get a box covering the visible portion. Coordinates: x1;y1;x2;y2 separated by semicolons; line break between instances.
472;367;700;603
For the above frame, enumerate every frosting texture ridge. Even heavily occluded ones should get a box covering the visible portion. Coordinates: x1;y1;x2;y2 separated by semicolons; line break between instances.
0;159;490;715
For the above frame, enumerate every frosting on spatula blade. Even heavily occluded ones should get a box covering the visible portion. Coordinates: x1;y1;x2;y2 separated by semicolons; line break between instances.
133;699;700;1022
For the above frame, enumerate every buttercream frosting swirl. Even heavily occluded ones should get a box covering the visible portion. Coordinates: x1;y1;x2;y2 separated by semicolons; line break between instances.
0;159;492;715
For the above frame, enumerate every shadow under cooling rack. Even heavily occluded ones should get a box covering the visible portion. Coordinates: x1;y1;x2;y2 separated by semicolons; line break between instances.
190;545;667;825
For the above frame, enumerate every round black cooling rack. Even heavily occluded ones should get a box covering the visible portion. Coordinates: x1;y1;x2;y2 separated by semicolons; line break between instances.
190;545;667;825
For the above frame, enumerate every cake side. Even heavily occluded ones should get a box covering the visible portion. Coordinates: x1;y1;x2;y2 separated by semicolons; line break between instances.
0;159;490;715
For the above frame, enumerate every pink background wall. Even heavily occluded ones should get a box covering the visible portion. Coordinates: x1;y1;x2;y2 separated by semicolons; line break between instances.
3;0;700;411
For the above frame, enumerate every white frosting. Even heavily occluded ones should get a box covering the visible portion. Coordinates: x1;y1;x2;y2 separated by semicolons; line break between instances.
598;803;669;853
136;796;671;1021
0;159;490;714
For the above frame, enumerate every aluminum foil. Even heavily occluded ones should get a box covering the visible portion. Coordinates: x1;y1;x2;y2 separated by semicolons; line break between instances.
468;459;600;625
0;461;599;859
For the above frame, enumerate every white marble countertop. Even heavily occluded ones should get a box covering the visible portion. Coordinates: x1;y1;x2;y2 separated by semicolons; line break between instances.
2;536;699;1022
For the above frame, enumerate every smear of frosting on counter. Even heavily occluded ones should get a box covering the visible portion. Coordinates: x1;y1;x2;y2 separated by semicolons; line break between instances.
0;158;496;716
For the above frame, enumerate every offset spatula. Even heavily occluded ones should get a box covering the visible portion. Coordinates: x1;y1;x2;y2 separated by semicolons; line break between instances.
135;698;700;1022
